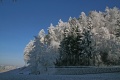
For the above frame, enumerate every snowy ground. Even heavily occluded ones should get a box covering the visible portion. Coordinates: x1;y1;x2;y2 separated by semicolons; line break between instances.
0;67;120;80
0;72;120;80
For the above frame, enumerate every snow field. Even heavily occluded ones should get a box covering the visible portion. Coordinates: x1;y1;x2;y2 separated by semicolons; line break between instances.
0;67;120;80
0;72;120;80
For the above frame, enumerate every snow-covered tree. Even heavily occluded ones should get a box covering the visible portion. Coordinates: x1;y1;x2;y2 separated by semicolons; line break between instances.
27;37;44;73
56;19;93;66
24;7;120;74
24;40;34;66
24;29;59;74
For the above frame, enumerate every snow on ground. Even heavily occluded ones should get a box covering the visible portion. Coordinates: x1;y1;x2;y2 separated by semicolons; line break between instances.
0;67;120;80
0;72;120;80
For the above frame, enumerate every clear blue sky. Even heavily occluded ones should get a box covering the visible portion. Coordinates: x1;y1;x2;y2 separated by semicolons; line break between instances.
0;0;120;67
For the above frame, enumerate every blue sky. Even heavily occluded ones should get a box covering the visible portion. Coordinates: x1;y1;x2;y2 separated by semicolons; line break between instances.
0;0;120;67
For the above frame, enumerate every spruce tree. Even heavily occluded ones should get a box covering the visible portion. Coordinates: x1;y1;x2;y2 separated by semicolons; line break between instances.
56;26;87;66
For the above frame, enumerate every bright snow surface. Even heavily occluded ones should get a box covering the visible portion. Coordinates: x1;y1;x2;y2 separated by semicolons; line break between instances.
0;67;120;80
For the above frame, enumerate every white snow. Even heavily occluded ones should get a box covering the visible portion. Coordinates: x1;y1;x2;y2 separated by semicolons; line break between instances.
0;67;120;80
0;71;120;80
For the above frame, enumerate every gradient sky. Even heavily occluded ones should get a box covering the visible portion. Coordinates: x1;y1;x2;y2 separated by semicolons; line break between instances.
0;0;120;67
